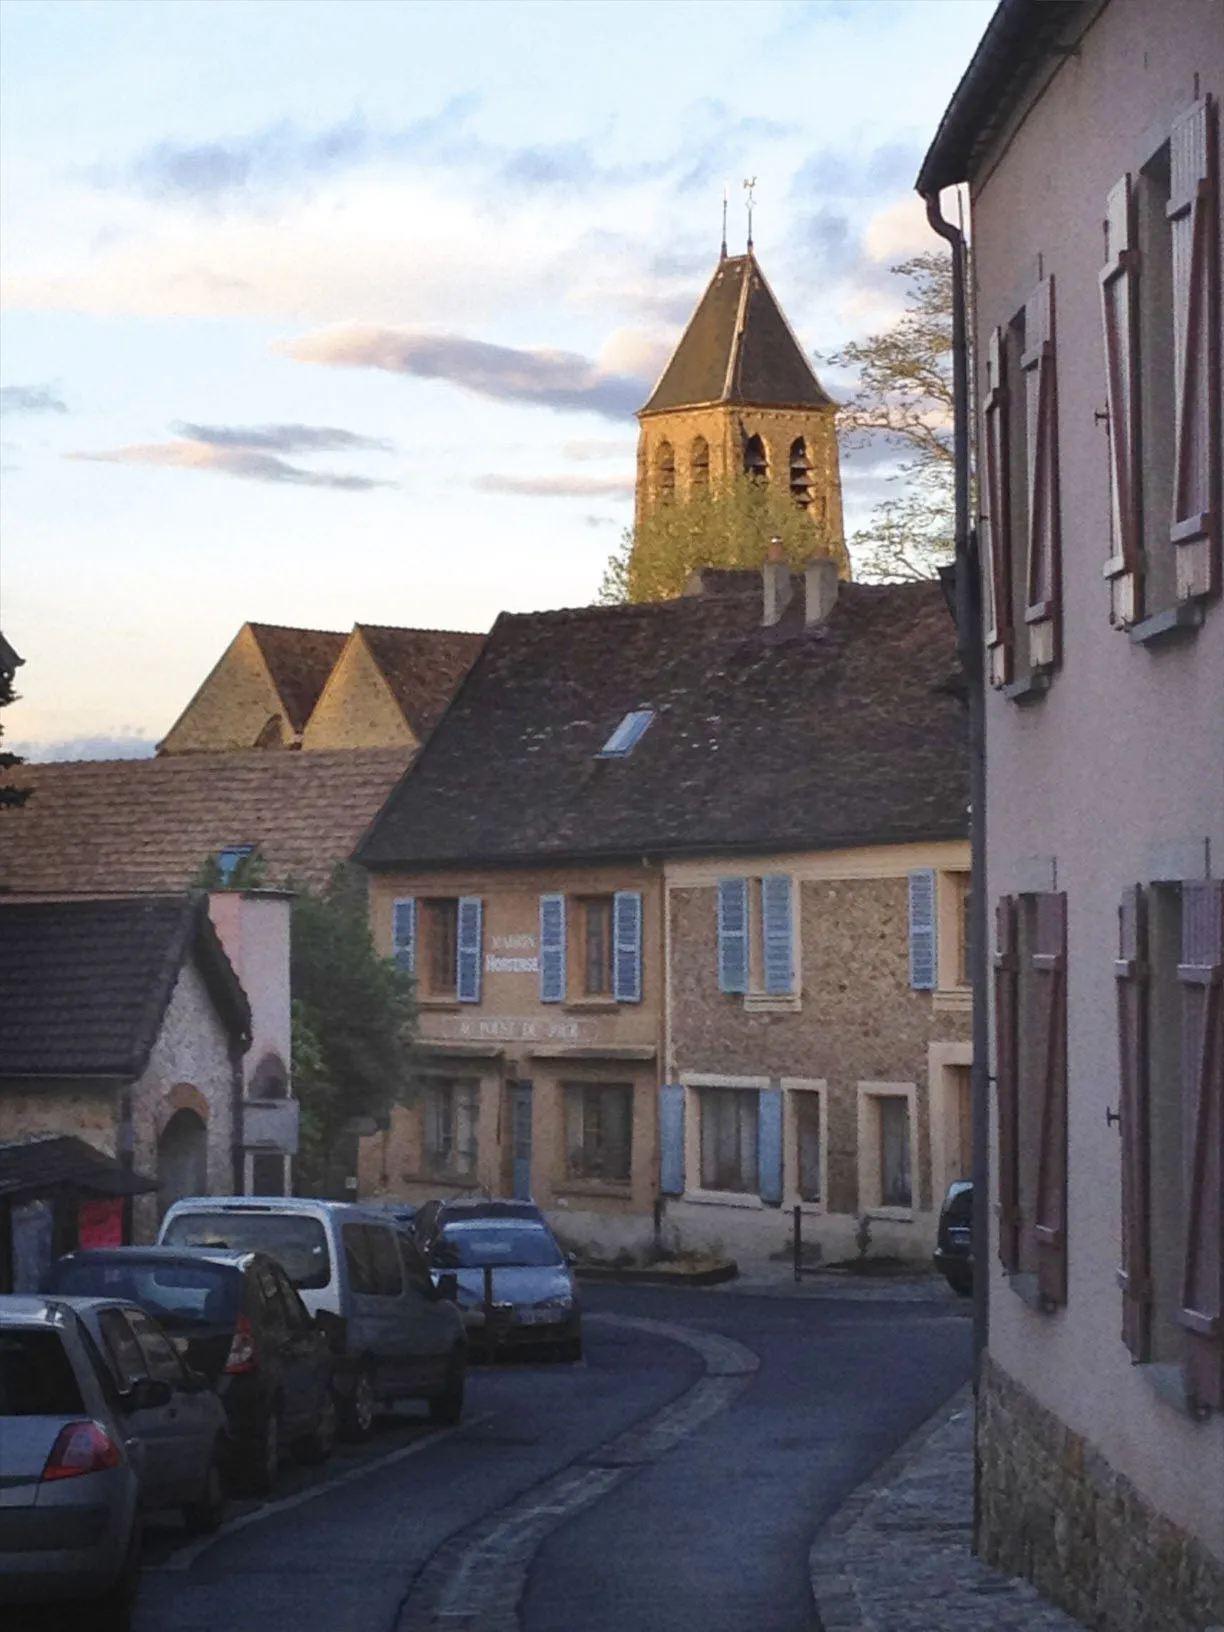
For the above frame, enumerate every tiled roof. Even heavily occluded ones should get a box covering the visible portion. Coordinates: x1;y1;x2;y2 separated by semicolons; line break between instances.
641;254;834;416
0;748;412;895
357;578;968;868
357;625;486;738
0;1134;157;1198
0;896;250;1079
247;623;348;733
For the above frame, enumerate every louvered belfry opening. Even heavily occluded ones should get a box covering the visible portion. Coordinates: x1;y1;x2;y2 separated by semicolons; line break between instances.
690;435;710;492
789;437;812;506
743;433;768;481
655;439;676;503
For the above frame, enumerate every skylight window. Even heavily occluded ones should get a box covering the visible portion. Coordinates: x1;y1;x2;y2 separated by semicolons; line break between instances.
216;845;254;883
598;710;655;759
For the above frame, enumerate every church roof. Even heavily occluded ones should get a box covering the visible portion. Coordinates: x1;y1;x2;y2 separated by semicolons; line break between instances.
247;623;348;733
356;625;486;740
640;253;833;417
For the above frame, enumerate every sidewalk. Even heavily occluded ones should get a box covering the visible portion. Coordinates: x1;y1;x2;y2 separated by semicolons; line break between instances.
808;1386;1087;1632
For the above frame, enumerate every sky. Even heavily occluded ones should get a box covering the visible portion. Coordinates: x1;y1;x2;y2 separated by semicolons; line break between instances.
0;0;992;759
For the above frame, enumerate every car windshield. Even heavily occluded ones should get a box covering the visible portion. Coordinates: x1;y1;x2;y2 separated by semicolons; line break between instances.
50;1257;243;1328
162;1212;331;1290
433;1223;563;1270
0;1329;85;1416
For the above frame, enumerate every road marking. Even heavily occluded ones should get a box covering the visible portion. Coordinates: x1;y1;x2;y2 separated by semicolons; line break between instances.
148;1414;493;1574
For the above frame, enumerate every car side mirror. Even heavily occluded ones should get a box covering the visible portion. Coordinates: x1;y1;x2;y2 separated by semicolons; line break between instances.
566;1252;578;1267
436;1272;459;1303
127;1377;173;1412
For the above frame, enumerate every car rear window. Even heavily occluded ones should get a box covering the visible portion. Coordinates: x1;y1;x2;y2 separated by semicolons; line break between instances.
433;1223;563;1269
0;1330;86;1416
50;1257;242;1328
162;1211;331;1290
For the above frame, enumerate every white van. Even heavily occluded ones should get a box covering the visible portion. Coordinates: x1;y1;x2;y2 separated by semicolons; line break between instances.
158;1197;466;1438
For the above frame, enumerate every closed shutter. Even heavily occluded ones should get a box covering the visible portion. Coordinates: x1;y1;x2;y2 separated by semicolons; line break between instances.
658;1085;685;1196
908;869;937;990
1023;277;1062;671
1169;96;1221;602
456;896;483;1004
1115;886;1152;1360
994;897;1022;1273
613;890;642;1004
761;875;795;995
392;897;416;975
758;1087;784;1206
1031;892;1068;1307
1100;175;1142;625
1177;879;1223;1412
983;325;1014;686
539;893;566;1003
718;878;749;994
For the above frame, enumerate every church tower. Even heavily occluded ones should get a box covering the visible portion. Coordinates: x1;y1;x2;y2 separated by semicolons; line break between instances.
632;250;847;594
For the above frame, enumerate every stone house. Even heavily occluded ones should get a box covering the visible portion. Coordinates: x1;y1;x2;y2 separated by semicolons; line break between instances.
919;0;1223;1624
0;895;251;1272
354;564;970;1266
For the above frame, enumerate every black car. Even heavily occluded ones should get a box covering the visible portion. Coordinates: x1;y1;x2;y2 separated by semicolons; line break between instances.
933;1180;974;1296
47;1247;335;1494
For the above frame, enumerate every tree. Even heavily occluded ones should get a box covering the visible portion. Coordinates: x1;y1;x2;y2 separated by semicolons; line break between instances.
0;662;30;809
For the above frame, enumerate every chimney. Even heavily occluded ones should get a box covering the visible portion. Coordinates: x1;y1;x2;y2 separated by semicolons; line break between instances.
762;539;794;626
805;556;839;626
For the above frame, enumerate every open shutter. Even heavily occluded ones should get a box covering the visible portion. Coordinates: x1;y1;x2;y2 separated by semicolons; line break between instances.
456;896;483;1003
1031;892;1068;1307
1023;277;1062;671
758;1087;784;1206
994;896;1022;1273
392;897;416;975
718;879;749;994
908;869;937;990
1100;174;1142;625
539;893;566;1004
1177;879;1224;1412
658;1085;685;1195
982;325;1014;687
613;890;642;1004
761;875;794;995
1116;886;1152;1360
1169;96;1221;603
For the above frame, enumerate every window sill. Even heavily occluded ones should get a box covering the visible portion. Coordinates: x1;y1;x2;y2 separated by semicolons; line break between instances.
403;1169;480;1189
743;992;801;1014
865;1206;915;1224
418;997;462;1011
1129;601;1205;647
933;988;972;1014
1136;1361;1212;1422
682;1188;765;1211
563;998;619;1012
1001;671;1050;705
554;1180;634;1201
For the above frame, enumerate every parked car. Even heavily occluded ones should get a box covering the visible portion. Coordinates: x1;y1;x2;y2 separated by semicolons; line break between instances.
423;1204;582;1362
933;1180;974;1297
158;1198;466;1438
413;1197;546;1257
48;1247;335;1495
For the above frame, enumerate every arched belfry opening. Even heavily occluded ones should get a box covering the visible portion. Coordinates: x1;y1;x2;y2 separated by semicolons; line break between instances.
789;437;813;507
743;434;768;481
690;436;710;493
655;440;676;503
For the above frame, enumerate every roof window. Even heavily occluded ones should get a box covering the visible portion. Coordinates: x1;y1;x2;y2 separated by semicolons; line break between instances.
598;710;655;759
216;845;255;884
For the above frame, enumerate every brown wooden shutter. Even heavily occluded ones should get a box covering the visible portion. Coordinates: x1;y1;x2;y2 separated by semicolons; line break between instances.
1100;176;1142;626
1115;886;1152;1360
994;896;1021;1272
1177;879;1223;1412
1031;891;1068;1306
1023;278;1062;671
983;326;1014;687
1169;95;1221;603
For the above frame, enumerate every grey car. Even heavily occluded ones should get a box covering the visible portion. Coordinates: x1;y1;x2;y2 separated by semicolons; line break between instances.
428;1214;582;1361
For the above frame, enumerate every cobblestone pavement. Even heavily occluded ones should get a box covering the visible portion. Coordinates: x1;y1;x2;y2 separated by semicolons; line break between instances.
809;1386;1088;1632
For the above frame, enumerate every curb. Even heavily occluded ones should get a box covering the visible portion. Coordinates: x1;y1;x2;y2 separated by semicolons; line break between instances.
574;1261;739;1287
807;1381;974;1632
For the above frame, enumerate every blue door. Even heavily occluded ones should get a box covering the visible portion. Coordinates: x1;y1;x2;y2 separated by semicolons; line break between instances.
510;1084;533;1200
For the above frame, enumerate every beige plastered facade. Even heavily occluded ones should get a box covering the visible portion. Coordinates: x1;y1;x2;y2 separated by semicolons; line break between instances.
159;623;293;754
300;630;418;751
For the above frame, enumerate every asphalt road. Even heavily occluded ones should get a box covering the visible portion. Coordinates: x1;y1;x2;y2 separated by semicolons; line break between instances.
89;1282;968;1632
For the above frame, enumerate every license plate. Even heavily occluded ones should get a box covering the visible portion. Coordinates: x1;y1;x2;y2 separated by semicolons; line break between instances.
516;1309;561;1326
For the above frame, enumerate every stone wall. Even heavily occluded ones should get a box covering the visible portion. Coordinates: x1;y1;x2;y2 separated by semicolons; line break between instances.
301;634;417;750
979;1356;1224;1632
159;624;289;753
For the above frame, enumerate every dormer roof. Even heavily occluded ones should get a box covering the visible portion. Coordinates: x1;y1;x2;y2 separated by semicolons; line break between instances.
640;253;833;417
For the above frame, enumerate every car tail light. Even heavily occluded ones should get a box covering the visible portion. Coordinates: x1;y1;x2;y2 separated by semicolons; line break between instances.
224;1313;257;1374
42;1420;123;1481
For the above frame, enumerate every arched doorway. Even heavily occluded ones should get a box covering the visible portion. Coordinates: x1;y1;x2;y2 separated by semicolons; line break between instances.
158;1107;208;1215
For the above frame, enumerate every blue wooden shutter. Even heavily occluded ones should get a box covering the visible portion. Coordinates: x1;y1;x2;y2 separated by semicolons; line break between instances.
613;891;642;1003
758;1087;784;1205
539;893;566;1003
457;896;483;1003
392;898;416;974
908;870;938;990
658;1085;685;1195
718;879;749;993
762;875;795;994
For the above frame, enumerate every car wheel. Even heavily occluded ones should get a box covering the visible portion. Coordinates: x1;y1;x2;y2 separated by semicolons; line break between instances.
340;1365;376;1442
183;1445;227;1534
294;1389;337;1465
85;1515;141;1632
236;1406;281;1495
428;1350;466;1426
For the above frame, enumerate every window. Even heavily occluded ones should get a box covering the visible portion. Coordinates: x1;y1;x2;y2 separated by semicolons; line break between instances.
690;436;709;492
877;1098;913;1208
789;437;812;506
342;1223;376;1295
580;897;613;996
216;844;254;884
423;1078;479;1177
97;1308;146;1390
655;440;675;503
795;1091;822;1203
717;876;795;999
564;1083;633;1183
743;433;768;480
125;1308;186;1387
0;1331;85;1415
699;1087;759;1192
423;898;459;997
406;896;481;1002
539;891;641;1004
161;1209;331;1290
957;874;972;988
858;1086;916;1213
598;710;654;758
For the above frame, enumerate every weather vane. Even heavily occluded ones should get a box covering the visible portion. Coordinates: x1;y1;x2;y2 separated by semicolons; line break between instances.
721;183;729;260
743;177;757;252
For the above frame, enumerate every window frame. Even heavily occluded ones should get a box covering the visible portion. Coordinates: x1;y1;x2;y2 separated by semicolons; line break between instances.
856;1083;918;1221
562;1081;634;1186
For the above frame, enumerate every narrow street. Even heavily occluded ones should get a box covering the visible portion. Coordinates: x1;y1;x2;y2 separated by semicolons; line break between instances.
128;1283;971;1632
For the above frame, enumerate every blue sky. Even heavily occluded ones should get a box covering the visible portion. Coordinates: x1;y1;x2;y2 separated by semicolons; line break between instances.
0;0;992;757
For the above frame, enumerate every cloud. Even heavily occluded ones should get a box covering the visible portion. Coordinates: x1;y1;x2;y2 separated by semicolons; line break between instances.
69;425;395;491
863;194;938;263
791;140;921;202
173;421;394;454
474;473;634;499
282;326;647;420
0;384;68;414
